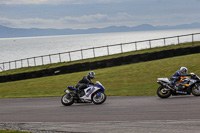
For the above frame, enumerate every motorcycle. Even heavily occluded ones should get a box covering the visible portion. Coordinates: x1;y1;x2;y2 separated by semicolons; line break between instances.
61;81;106;106
157;73;200;98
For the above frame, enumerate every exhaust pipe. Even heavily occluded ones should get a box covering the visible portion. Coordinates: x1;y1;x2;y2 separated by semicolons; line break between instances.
157;81;172;90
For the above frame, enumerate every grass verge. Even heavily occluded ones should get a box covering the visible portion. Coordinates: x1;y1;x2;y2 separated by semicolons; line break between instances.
0;52;200;98
0;130;30;133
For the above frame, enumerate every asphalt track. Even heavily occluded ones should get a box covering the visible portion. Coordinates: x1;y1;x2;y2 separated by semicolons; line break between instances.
1;96;200;133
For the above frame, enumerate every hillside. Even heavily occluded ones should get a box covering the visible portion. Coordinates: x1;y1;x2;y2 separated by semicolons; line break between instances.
0;52;200;98
1;22;200;38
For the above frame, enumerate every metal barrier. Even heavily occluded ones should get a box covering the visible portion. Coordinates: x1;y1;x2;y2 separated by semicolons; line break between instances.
0;33;200;72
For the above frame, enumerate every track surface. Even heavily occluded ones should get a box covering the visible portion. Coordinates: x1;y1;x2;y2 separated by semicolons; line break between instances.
1;96;200;132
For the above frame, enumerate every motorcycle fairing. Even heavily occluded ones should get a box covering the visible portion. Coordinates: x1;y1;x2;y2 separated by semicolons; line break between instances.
180;83;190;87
157;78;170;83
85;87;95;97
95;84;105;91
177;76;187;82
94;85;105;96
80;85;103;101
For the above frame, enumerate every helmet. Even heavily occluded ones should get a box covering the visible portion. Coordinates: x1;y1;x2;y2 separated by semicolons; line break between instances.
88;71;95;79
180;67;188;74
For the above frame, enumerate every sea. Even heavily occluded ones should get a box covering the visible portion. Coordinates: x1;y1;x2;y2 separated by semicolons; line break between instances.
0;28;200;70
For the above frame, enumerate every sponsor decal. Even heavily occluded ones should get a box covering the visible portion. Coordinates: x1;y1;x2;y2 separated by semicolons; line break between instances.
86;87;95;97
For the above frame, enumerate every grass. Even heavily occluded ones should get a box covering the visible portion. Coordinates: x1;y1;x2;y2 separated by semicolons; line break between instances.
0;41;200;76
0;52;200;98
0;130;30;133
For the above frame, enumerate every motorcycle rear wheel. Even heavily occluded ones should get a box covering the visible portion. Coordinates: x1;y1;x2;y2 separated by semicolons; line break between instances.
191;83;200;96
157;86;171;98
61;93;74;106
92;92;106;104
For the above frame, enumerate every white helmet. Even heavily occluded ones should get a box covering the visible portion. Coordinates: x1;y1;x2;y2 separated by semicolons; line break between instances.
180;67;188;74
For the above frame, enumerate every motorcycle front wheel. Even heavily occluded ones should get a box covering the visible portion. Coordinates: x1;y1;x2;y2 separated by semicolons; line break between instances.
92;92;106;104
157;86;171;98
61;93;74;106
191;83;200;96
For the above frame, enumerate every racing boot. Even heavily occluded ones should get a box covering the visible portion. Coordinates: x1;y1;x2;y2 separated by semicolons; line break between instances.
72;88;79;97
169;82;176;89
170;81;179;90
75;88;80;99
174;84;179;90
174;84;185;91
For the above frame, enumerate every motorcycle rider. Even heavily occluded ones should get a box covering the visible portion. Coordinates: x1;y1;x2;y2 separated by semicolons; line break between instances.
75;71;95;96
170;67;189;90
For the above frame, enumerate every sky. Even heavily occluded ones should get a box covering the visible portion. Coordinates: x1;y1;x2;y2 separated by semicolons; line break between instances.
0;0;200;29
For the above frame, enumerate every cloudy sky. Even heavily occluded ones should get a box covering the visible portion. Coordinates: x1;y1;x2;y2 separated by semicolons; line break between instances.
0;0;200;29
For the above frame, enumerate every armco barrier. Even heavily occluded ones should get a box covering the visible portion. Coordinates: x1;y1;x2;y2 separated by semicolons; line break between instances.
1;33;200;72
0;46;200;83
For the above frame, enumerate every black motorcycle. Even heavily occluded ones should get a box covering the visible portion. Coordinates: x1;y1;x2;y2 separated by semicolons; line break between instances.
157;73;200;98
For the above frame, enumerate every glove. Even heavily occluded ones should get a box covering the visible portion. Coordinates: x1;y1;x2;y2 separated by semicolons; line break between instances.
190;73;195;76
88;83;94;86
91;83;95;85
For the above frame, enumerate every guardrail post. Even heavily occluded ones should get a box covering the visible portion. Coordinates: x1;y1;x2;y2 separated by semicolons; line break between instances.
49;55;52;64
107;45;109;55
93;47;95;58
121;44;123;53
3;63;5;71
177;36;180;44
9;62;11;70
164;38;166;46
21;59;23;68
135;42;137;51
81;49;83;59
59;53;61;62
15;61;17;69
27;59;29;67
34;57;36;66
41;56;44;65
149;40;151;48
69;52;71;61
192;34;194;44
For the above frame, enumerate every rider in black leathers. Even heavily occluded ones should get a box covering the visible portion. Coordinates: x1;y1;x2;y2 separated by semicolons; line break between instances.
75;71;95;94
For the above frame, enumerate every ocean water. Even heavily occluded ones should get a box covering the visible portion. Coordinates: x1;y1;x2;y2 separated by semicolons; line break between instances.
0;28;200;71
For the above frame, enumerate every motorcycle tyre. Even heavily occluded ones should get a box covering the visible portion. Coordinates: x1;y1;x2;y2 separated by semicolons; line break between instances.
61;93;74;106
157;86;171;99
92;92;106;105
191;84;200;96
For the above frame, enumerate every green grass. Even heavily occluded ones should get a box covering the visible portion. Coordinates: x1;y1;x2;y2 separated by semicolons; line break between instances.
0;41;200;76
0;130;30;133
0;52;200;98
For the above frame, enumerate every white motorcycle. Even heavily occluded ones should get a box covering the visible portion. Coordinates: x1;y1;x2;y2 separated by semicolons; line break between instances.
61;81;106;106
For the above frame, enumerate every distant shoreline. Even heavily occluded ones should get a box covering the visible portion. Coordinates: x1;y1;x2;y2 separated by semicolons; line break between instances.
1;22;200;38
